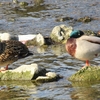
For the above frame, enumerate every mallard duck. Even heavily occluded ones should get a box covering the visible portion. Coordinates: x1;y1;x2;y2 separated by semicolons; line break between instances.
65;30;100;68
0;40;33;71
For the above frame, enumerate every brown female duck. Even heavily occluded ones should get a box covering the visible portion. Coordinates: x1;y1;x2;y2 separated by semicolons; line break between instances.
0;40;33;71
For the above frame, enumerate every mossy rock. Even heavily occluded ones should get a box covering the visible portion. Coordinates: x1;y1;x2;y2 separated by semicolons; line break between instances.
69;66;100;82
56;16;74;22
77;16;92;23
19;2;28;7
83;30;96;36
0;71;32;80
0;63;62;82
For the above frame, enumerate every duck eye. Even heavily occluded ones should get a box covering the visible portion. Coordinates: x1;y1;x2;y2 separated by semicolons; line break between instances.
78;33;80;36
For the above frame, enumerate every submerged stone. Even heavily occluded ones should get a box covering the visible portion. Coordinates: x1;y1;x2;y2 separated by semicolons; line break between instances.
19;2;28;6
56;16;74;22
69;66;100;82
77;16;92;23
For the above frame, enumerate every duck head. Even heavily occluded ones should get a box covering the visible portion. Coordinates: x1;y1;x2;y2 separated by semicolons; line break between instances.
70;30;84;38
65;30;84;57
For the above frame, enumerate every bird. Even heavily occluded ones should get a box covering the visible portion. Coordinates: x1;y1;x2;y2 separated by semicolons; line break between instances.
0;40;33;71
65;30;100;68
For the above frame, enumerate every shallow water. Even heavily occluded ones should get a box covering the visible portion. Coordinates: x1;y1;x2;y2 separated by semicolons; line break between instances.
0;0;100;100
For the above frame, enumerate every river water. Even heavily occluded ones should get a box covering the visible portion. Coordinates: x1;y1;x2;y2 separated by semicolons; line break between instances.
0;0;100;100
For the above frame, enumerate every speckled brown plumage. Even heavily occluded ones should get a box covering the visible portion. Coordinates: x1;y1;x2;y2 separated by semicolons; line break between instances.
0;40;32;64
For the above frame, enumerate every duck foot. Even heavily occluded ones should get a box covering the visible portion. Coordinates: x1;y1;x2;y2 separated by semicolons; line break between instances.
0;65;8;72
82;65;89;69
82;60;90;69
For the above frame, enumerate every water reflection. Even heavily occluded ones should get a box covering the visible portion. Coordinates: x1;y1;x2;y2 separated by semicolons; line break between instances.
0;44;100;99
36;44;66;56
0;81;41;100
51;44;66;56
0;0;100;99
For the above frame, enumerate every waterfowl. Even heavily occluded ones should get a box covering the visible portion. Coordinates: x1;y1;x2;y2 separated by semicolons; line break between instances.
65;30;100;68
0;40;33;71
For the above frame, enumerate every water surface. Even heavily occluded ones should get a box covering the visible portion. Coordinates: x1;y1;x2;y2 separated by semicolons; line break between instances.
0;0;100;100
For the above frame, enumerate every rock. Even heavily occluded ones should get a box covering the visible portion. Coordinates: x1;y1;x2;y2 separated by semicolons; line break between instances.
50;24;73;43
36;72;62;83
0;32;37;44
35;33;45;46
0;33;18;41
25;33;45;46
69;66;100;82
19;2;28;7
12;0;28;7
77;16;92;23
83;30;96;36
0;63;62;82
56;16;74;22
25;33;56;46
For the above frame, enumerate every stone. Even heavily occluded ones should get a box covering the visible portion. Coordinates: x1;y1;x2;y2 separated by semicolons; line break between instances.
36;72;62;83
69;66;100;82
25;33;45;46
77;16;92;23
0;63;62;82
50;24;73;43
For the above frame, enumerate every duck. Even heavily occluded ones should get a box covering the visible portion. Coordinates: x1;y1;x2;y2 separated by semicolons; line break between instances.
0;40;33;71
65;30;100;68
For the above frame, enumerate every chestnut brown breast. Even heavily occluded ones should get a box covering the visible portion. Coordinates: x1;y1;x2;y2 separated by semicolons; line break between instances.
65;38;77;57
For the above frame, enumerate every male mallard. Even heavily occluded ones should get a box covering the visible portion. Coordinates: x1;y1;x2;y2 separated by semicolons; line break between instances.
0;40;33;71
65;30;100;68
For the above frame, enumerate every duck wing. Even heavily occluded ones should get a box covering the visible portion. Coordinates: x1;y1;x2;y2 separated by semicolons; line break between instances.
75;36;100;61
0;42;6;54
0;40;32;62
79;35;100;44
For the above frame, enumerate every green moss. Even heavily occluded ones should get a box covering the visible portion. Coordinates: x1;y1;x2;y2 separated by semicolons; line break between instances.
19;2;28;6
77;16;92;23
69;66;100;82
0;71;33;80
83;30;96;36
0;70;62;82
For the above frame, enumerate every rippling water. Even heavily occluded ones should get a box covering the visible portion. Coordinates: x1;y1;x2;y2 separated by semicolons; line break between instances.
0;0;100;100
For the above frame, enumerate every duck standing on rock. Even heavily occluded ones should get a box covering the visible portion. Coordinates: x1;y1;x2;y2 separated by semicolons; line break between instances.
0;40;33;71
65;30;100;68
